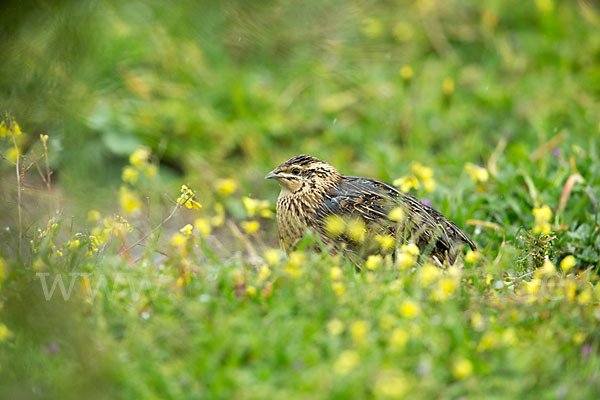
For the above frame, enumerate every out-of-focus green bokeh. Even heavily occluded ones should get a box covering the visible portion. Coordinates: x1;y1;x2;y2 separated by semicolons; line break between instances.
2;0;599;200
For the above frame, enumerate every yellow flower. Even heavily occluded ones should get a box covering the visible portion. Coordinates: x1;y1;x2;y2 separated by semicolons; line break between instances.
0;121;10;137
400;65;414;80
246;285;257;297
422;177;436;192
400;300;420;319
419;263;440;286
332;282;346;296
324;215;346;237
347;218;366;243
179;224;193;236
119;186;143;216
258;265;271;282
88;210;101;223
170;232;187;248
411;162;433;180
334;350;359;375
240;220;260;234
560;255;576;272
392;22;414;42
540;259;556;276
143;164;157;177
452;358;473;379
177;185;202;210
216;178;237;195
327;319;344;335
533;205;552;224
578;289;592;305
7;147;18;162
360;17;383;38
465;250;481;263
365;255;382;271
389;328;409;348
393;176;419;192
0;323;11;342
289;251;306;267
471;312;484;331
12;121;22;135
264;248;282;266
401;243;420;256
330;266;344;280
573;332;585;345
40;134;49;144
533;222;551;235
375;234;395;250
211;203;225;226
373;370;408;398
122;166;139;184
129;147;151;166
432;277;458;301
388;207;405;222
464;163;489;183
477;331;499;351
396;253;416;270
194;218;212;237
350;320;370;345
535;0;554;13
442;78;455;95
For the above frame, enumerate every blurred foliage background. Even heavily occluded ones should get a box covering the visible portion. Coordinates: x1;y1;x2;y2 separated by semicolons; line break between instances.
2;0;600;398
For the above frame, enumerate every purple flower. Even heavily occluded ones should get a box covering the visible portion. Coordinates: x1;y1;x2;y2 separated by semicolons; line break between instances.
41;342;59;354
582;344;592;357
552;147;560;157
422;198;431;207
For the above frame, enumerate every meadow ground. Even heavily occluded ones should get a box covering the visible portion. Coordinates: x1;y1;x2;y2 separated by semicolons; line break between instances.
1;0;600;399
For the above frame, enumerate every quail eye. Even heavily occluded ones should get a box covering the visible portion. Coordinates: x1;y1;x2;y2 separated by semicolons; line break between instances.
291;167;301;175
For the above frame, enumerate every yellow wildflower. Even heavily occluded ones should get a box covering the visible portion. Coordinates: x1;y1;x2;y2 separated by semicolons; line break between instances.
327;319;344;335
389;328;409;348
289;251;306;267
216;178;237;195
240;220;260;234
180;224;193;236
471;312;484;331
388;207;405;222
535;0;554;13
129;147;151;166
332;282;346;296
393;176;419;192
560;255;576;272
0;324;11;341
477;331;499;351
373;370;408;399
324;214;346;237
533;222;551;235
177;185;202;210
432;276;458;301
88;210;101;223
375;234;395;250
400;65;414;80
0;121;10;137
465;250;481;263
194;218;212;237
419;263;440;286
573;332;585;345
264;248;282;266
330;266;344;280
411;162;433;180
334;350;359;375
401;243;419;256
170;232;187;248
400;300;420;319
422;178;436;192
578;289;592;305
211;203;225;226
365;255;382;271
257;265;271;282
40;134;49;144
12;122;22;135
350;320;370;345
396;252;415;270
122;166;139;184
119;186;143;216
452;358;473;379
347;218;366;243
7;147;18;162
246;285;257;297
540;259;556;276
143;164;157;177
392;22;414;42
533;205;552;224
464;163;489;183
442;78;455;95
360;17;383;38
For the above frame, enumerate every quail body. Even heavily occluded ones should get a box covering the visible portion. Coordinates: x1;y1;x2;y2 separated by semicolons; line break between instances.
266;155;476;265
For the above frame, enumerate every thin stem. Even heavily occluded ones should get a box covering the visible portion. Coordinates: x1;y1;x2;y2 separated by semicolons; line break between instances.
9;119;22;253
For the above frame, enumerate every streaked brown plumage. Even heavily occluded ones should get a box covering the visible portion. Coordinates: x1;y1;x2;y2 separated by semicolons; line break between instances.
266;155;476;265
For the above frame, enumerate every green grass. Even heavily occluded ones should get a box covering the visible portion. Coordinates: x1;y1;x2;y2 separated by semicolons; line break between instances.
1;0;600;398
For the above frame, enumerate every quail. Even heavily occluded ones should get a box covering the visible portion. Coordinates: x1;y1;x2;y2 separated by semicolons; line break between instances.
266;154;476;265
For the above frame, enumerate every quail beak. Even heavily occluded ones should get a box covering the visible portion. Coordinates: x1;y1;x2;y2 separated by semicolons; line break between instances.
265;170;278;180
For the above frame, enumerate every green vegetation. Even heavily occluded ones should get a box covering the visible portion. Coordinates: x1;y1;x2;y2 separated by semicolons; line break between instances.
1;0;600;398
